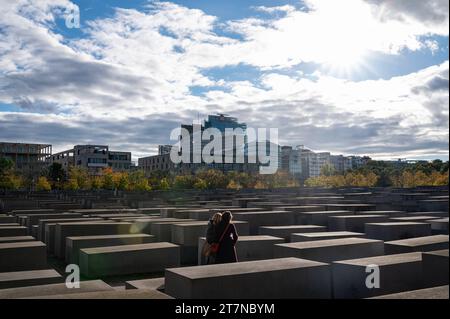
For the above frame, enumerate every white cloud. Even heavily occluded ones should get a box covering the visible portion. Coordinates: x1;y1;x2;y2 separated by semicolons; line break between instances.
0;0;448;159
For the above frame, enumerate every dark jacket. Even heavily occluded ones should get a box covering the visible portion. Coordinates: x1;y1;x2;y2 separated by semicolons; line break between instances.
215;222;238;264
206;219;217;244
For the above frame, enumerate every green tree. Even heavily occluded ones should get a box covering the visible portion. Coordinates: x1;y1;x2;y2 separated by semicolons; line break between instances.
47;163;66;188
36;176;51;191
129;170;151;191
68;167;90;189
320;163;336;176
0;157;14;176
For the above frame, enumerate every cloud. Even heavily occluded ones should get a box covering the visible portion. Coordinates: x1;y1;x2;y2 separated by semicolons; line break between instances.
363;0;449;35
0;0;448;160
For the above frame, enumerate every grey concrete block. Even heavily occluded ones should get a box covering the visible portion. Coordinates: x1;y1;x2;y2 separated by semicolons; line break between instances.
298;211;352;226
385;235;449;254
333;252;423;298
291;231;365;242
369;285;449;299
274;238;384;263
165;257;332;299
66;233;156;264
198;235;284;265
125;277;164;290
233;211;295;235
54;222;133;259
328;215;389;232
422;250;449;288
365;222;431;241
26;289;173;299
79;242;180;277
0;269;63;289
259;225;327;242
0;280;114;299
0;241;47;272
428;218;449;235
0;226;27;237
0;236;35;244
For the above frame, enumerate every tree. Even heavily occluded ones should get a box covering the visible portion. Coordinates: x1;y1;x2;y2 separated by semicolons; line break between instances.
68;167;90;189
0;158;14;176
0;158;23;190
196;169;228;189
320;163;336;176
227;179;242;190
159;178;170;190
128;170;151;191
113;172;129;190
101;167;115;190
193;178;207;190
90;176;103;190
173;175;195;189
65;178;79;190
47;163;66;188
36;176;51;191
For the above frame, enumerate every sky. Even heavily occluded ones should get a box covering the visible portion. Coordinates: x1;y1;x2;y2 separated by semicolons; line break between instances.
0;0;448;163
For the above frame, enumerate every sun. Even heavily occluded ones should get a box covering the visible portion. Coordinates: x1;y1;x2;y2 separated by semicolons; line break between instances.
310;0;375;77
320;40;369;77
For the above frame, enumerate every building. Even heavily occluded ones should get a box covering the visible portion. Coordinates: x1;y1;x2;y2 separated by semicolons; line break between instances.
349;155;372;169
0;142;52;176
158;145;173;155
330;154;353;174
50;145;131;175
138;114;273;175
281;146;302;177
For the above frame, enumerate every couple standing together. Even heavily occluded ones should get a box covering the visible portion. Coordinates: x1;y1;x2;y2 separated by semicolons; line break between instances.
203;211;239;264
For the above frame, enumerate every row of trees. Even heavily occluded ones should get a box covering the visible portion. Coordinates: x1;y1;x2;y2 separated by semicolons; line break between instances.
1;160;300;191
1;157;448;191
304;160;449;188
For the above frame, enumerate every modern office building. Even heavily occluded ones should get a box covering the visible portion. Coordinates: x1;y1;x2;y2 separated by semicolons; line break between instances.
50;145;131;175
158;145;173;155
288;148;371;180
0;142;52;175
281;145;302;177
330;154;353;174
349;155;372;169
139;114;273;175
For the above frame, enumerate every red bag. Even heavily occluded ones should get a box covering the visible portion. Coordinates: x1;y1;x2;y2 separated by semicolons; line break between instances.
204;224;230;256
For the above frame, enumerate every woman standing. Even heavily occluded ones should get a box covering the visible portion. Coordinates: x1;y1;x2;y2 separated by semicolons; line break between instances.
214;211;239;264
203;212;222;264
